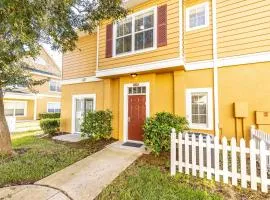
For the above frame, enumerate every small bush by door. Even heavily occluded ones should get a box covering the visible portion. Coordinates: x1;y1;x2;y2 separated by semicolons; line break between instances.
143;112;189;155
81;110;113;140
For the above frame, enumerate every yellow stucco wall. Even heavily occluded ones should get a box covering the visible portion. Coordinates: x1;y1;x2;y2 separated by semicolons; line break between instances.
219;62;270;141
60;81;105;133
36;97;61;118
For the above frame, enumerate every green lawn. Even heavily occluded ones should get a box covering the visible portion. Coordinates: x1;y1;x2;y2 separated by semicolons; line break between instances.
0;132;114;187
96;153;270;200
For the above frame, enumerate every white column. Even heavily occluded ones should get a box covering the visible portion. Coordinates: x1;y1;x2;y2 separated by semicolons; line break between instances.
33;95;37;120
212;0;219;138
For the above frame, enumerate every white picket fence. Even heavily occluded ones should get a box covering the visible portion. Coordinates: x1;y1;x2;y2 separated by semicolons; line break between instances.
171;129;270;193
251;126;270;167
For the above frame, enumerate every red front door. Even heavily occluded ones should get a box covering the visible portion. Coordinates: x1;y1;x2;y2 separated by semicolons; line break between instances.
128;95;146;141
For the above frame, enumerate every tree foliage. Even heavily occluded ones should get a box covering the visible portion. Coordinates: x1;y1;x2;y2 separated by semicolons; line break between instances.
0;0;127;153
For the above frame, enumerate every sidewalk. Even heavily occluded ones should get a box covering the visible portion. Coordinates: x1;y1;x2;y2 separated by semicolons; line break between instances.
0;142;143;200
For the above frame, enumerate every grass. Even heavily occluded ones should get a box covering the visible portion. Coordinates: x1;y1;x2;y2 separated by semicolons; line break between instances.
0;132;114;187
96;153;270;200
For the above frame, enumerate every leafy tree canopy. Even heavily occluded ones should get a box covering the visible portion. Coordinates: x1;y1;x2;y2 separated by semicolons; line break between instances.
0;0;127;89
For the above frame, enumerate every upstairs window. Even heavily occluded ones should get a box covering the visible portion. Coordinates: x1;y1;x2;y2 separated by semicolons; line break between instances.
186;2;209;32
116;19;132;55
113;7;157;56
49;80;61;92
135;11;154;51
186;88;213;130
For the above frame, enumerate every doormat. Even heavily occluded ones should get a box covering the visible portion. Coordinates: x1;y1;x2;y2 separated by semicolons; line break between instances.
122;142;143;148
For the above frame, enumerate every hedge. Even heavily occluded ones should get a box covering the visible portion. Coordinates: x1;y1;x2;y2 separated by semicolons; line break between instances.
40;118;60;136
81;110;113;140
39;113;60;119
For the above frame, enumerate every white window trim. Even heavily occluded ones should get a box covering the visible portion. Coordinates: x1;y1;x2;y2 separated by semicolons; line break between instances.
123;82;150;143
49;80;61;93
71;94;96;134
185;88;213;130
4;100;28;117
186;2;209;32
47;102;61;113
112;6;157;58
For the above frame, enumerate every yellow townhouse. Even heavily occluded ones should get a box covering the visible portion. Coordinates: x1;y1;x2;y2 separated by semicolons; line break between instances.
60;0;270;143
4;47;62;121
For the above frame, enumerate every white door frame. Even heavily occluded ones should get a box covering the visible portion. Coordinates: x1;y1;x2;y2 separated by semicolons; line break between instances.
123;82;150;143
71;94;96;134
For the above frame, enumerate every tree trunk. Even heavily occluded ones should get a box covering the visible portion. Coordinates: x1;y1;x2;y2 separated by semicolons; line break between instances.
0;87;12;154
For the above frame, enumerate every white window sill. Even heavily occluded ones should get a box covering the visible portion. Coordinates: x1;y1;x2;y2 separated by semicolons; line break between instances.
186;24;209;32
113;46;157;59
189;124;213;131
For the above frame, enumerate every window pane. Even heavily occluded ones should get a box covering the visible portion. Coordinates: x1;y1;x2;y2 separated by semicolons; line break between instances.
144;30;153;48
5;109;14;116
15;109;24;116
135;32;144;50
192;115;199;124
135;17;144;32
144;13;154;29
199;115;207;124
188;5;206;29
123;35;132;52
117;23;123;37
116;38;123;54
123;21;132;35
199;104;206;114
192;104;198;114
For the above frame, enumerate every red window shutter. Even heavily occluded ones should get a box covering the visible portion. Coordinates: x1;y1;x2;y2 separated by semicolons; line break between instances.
106;23;113;58
157;5;167;47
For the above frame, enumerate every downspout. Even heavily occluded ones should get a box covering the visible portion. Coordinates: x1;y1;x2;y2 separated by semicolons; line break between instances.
179;0;183;61
212;0;220;138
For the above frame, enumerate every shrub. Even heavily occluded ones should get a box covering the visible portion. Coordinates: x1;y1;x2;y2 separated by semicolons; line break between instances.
39;113;60;119
40;118;60;136
81;110;113;140
143;112;189;155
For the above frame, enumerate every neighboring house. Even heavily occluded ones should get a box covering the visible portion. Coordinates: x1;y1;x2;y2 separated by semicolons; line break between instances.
61;0;270;143
4;47;61;121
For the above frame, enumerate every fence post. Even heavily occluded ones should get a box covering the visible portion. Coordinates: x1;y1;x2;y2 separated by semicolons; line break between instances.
250;125;256;140
231;138;237;186
260;141;267;193
171;128;176;176
222;137;228;184
185;134;189;175
240;139;247;188
192;134;196;176
178;133;183;173
199;135;204;178
250;139;257;190
206;136;212;180
214;136;220;182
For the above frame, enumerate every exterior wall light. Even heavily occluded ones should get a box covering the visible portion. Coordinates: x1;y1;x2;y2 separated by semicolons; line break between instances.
131;73;138;78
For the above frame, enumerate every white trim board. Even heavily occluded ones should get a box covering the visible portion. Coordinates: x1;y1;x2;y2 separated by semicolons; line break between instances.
71;94;96;134
62;76;101;85
123;82;150;142
96;58;184;77
185;52;270;71
31;71;61;80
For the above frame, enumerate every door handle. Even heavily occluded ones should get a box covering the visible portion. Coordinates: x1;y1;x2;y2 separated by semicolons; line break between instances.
128;117;131;123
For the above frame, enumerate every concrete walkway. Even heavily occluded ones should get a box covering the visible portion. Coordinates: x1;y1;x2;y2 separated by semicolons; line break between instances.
0;142;143;200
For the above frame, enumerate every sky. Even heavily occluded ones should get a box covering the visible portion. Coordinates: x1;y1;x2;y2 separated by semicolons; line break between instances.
42;43;63;69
